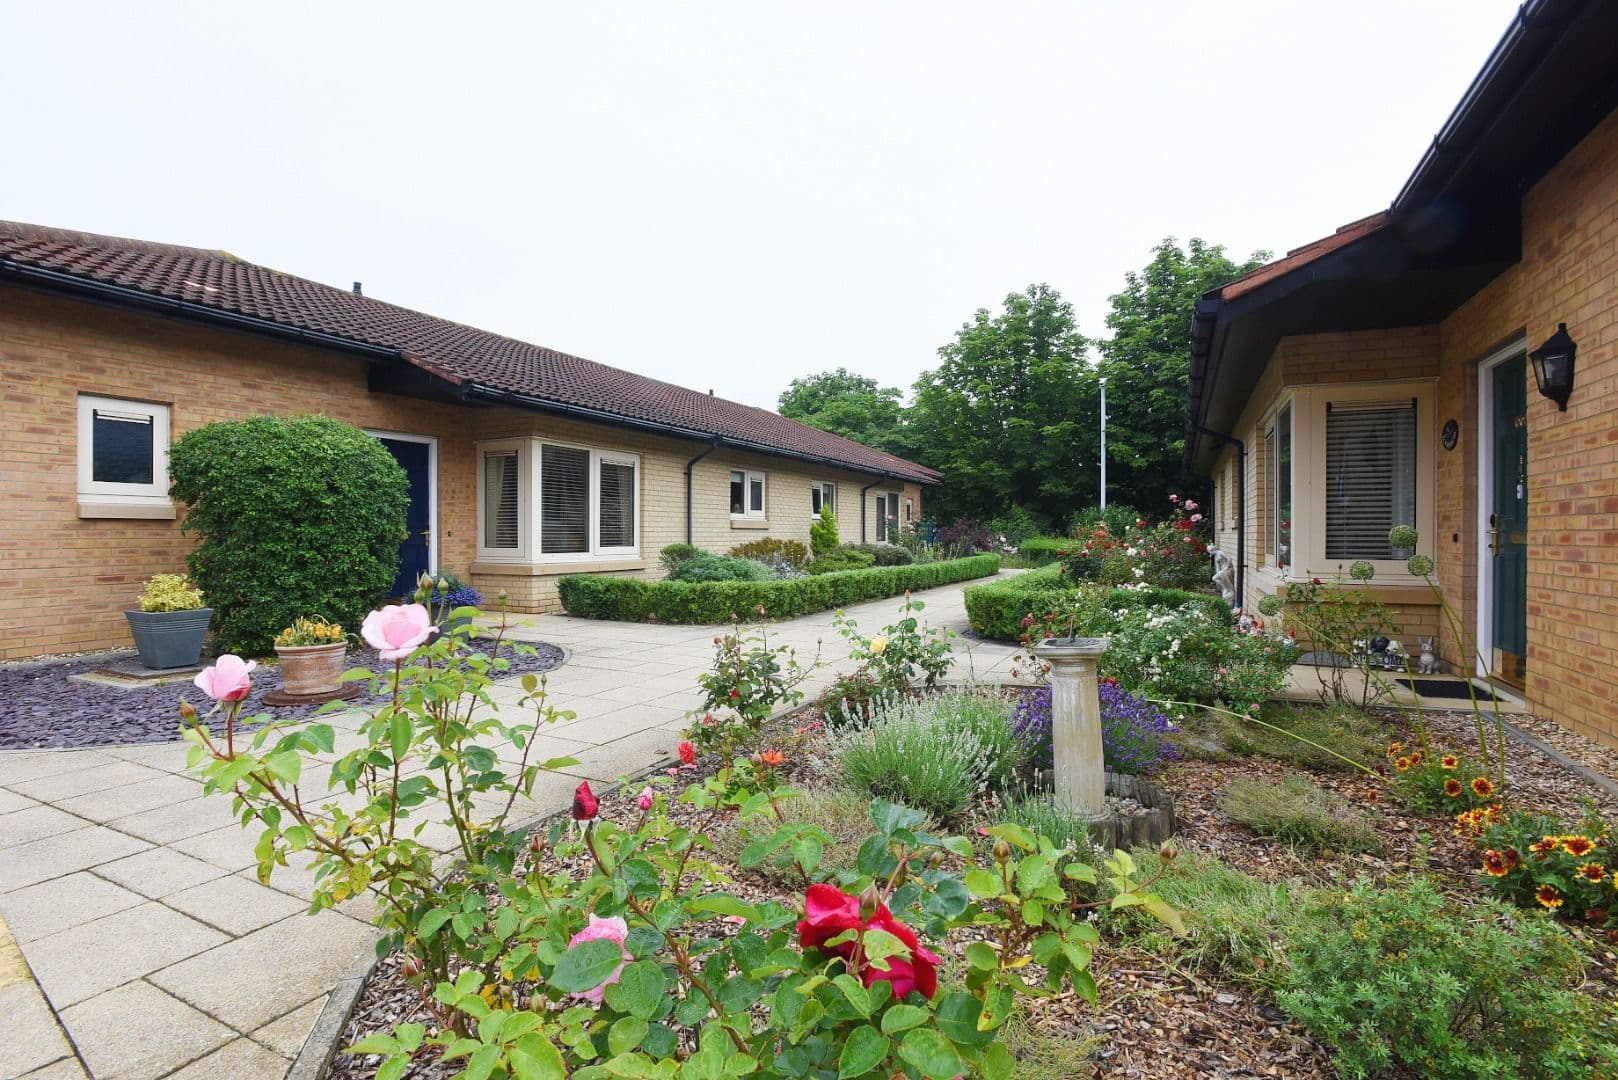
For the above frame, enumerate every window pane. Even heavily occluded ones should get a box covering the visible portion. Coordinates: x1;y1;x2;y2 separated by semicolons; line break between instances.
1277;405;1292;570
1326;403;1417;560
811;485;822;514
1263;429;1276;558
823;482;835;512
749;478;764;513
541;445;590;554
92;410;154;485
599;460;636;548
483;451;519;549
730;471;746;515
875;497;886;541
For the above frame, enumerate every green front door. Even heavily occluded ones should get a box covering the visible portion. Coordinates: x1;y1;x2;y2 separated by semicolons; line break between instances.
1490;354;1528;685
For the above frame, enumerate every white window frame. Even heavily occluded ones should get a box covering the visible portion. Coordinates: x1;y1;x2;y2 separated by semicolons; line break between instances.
904;497;914;524
1263;400;1293;571
592;449;641;557
536;439;642;563
731;469;766;520
811;480;836;518
476;438;532;562
77;394;173;517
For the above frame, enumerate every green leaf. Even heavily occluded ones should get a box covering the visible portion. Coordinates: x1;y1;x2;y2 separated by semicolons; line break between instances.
263;749;302;786
1072;968;1099;1004
838;1024;888;1078
898;1028;964;1079
509;1033;567;1080
832;974;871;1017
1145;898;1186;935
870;800;928;838
964;941;998;971
464;1042;501;1080
376;1057;409;1080
963;869;1002;898
982;1042;1016;1080
388;713;412;763
416;908;452;939
933;992;994;1048
879;1004;928;1034
344;1034;399;1055
549;937;628;993
608;1016;649;1056
603;961;665;1020
688;894;758;922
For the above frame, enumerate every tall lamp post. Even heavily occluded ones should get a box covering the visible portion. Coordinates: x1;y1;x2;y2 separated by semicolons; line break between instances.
1099;377;1108;511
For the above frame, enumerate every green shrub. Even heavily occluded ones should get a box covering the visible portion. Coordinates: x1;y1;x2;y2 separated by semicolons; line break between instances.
667;552;773;583
963;571;1227;643
727;537;809;570
996;792;1103;869
986;506;1049;545
843;542;913;566
1219;774;1384;854
658;542;700;574
1069;503;1142;537
1276;876;1618;1079
806;548;876;575
1013;537;1070;567
558;554;1001;624
168;414;408;655
137;573;206;612
828;686;1024;821
809;504;839;556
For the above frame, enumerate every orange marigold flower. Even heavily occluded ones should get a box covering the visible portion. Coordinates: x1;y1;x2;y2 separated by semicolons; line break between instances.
758;749;785;769
1578;863;1606;883
1387;742;1404;756
1444;778;1464;798
1410;750;1424;766
1536;884;1565;910
1561;835;1597;857
1529;836;1559;858
1395;757;1412;772
1481;849;1511;877
1470;777;1495;798
1440;755;1458;769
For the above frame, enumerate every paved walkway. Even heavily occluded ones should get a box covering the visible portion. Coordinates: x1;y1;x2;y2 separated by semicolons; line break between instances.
0;579;1016;1079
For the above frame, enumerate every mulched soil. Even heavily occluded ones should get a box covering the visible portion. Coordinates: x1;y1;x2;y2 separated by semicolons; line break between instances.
0;640;563;750
326;701;1618;1080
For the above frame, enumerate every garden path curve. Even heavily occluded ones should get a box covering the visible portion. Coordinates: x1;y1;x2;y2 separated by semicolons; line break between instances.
0;578;1018;1079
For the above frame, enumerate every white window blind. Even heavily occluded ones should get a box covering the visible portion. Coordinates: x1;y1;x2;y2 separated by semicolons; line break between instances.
483;450;520;549
1326;400;1417;560
541;445;590;554
599;459;636;548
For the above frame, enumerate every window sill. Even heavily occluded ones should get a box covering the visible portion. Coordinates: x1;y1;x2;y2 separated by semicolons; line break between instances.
729;519;770;530
77;497;176;520
471;558;647;577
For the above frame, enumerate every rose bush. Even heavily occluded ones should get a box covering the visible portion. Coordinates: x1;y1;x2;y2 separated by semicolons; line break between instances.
1062;495;1211;592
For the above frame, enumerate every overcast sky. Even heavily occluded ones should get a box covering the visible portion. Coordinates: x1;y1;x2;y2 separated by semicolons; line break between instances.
6;1;1518;409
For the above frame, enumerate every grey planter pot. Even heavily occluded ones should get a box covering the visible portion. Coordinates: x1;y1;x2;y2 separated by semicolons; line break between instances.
125;607;213;670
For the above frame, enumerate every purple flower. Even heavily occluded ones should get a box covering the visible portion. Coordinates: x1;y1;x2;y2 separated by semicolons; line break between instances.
1012;683;1178;775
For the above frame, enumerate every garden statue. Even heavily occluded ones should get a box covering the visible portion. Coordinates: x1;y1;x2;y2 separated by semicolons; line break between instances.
1417;636;1439;675
1031;635;1109;822
1211;548;1236;606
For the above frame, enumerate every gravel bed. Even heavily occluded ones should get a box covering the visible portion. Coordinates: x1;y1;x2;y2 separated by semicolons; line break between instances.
0;639;563;750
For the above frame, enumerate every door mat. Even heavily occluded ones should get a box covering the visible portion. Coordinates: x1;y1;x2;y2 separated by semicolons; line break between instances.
1396;678;1502;702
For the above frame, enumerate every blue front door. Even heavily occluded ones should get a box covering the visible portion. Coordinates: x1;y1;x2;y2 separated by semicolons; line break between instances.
380;437;432;599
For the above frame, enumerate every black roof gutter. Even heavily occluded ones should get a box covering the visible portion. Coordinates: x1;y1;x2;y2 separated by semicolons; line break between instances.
0;257;939;487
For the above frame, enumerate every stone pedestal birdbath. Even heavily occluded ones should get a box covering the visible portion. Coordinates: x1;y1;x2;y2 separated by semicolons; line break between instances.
1032;635;1175;850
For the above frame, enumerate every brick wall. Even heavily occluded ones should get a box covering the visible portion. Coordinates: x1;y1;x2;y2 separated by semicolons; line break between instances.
1432;104;1618;743
1;288;929;656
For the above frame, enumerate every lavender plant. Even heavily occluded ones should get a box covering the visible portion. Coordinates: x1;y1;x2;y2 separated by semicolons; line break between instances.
1012;682;1179;774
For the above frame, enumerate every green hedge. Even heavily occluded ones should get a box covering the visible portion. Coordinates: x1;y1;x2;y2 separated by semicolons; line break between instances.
964;569;1228;642
558;554;1002;624
1013;537;1074;567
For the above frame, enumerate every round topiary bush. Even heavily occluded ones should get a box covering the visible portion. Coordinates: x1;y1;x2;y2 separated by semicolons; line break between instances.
169;414;409;656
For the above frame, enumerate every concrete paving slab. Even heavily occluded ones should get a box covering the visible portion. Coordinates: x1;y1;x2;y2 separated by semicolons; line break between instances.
8;761;170;803
0;980;77;1078
250;994;327;1059
60;980;234;1080
94;847;232;899
0;750;120;788
165;1035;292;1079
26;902;229;1008
0;788;39;814
168;824;260;872
0;826;152;893
54;773;203;823
18;1057;90;1079
164;874;309;937
0;804;89;850
108;796;234;844
0;871;147;943
151;910;378;1032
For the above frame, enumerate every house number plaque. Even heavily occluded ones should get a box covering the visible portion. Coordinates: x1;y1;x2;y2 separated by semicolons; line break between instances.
1441;418;1459;451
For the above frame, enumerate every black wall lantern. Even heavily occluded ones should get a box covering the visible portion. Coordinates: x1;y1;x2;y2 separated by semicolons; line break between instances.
1529;322;1577;411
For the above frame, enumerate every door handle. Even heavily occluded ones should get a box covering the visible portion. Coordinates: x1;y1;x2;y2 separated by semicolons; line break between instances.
1487;527;1499;553
420;530;432;546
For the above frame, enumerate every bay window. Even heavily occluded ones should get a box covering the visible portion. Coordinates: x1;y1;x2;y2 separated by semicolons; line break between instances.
476;438;639;561
1325;400;1417;561
1264;403;1292;570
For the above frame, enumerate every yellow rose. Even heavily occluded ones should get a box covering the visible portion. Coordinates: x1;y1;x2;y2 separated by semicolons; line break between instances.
870;635;888;656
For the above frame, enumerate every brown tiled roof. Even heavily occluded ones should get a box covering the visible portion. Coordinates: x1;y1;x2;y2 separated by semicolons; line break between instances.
0;220;941;484
1214;212;1389;301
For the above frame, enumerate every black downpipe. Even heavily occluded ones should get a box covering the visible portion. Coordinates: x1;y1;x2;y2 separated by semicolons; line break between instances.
684;439;722;545
858;478;883;543
1194;426;1246;609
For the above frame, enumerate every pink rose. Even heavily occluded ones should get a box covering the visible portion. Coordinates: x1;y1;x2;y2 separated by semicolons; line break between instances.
1190;513;1203;523
1168;494;1179;503
193;654;256;702
637;787;655;812
361;604;435;660
566;914;631;1004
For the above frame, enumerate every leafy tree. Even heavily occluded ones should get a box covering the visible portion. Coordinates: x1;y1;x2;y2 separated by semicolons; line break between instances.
1096;238;1267;510
777;368;905;451
907;284;1096;525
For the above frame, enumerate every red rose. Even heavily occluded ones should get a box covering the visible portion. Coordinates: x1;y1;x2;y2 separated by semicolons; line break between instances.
796;883;938;999
678;741;697;765
571;781;599;821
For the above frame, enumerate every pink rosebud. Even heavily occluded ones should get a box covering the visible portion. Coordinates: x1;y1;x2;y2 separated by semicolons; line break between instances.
1190;514;1203;523
637;787;654;811
361;604;435;660
565;914;631;1004
193;654;256;702
666;767;680;777
1168;494;1179;503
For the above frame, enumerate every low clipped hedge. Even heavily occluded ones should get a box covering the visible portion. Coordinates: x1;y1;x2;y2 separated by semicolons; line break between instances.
964;568;1228;642
1013;537;1073;567
558;554;1001;624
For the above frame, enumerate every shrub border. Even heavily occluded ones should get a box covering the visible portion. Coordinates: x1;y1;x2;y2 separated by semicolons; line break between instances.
558;554;1001;624
964;571;1228;642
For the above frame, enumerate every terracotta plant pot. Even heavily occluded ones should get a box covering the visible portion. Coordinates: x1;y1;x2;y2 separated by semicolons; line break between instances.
274;642;348;696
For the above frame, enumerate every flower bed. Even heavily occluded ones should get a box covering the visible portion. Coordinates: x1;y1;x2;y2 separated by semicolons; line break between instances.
963;569;1224;643
558;553;1001;623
